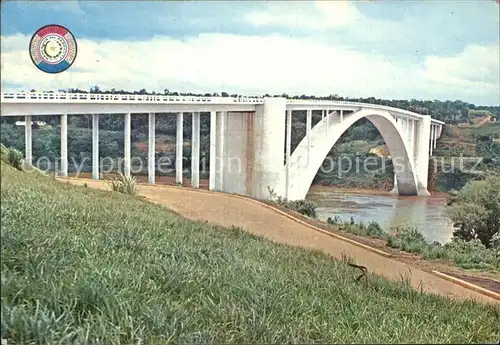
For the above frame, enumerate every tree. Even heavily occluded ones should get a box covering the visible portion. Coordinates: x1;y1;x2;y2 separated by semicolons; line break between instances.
447;173;500;247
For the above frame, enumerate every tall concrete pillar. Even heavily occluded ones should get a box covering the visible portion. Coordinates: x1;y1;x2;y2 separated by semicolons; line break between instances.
24;115;32;165
124;113;131;177
222;112;249;195
60;114;68;176
252;97;287;199
390;174;399;195
148;113;155;184
209;111;217;190
408;119;414;161
306;109;312;166
175;112;183;184
433;126;438;149
326;110;330;138
285;109;292;199
92;114;99;180
191;112;200;188
415;116;431;196
215;111;226;191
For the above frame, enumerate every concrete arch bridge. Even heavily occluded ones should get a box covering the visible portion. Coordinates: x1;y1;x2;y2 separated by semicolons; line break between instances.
1;92;443;200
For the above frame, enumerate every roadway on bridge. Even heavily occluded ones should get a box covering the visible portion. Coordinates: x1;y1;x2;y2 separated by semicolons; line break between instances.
63;177;497;305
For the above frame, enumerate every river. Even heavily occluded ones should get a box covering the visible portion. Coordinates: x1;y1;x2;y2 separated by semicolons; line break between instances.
306;186;454;244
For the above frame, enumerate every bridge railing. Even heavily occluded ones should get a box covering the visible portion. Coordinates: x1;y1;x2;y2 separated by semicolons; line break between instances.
1;92;264;104
1;92;445;125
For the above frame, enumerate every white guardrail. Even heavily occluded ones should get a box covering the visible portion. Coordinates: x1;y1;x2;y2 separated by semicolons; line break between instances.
1;92;444;124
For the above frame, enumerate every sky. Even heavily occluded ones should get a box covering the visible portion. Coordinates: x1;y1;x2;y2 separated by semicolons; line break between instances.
1;0;499;105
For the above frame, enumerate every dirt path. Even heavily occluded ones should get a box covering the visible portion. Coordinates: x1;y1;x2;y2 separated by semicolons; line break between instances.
62;178;499;305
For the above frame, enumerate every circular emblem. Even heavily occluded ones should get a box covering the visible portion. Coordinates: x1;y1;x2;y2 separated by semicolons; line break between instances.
29;24;77;74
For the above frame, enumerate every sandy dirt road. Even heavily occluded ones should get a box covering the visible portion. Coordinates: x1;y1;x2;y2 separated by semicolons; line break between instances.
62;178;499;305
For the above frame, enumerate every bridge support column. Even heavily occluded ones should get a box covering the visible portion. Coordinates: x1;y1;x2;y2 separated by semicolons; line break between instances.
92;114;99;180
215;111;226;191
124;113;131;177
176;112;183;185
285;109;292;199
326;110;330;138
24;115;32;165
415;116;432;196
148;113;155;184
60;114;68;177
191;112;200;188
306;109;312;166
252;97;286;199
209;111;217;190
221;112;249;195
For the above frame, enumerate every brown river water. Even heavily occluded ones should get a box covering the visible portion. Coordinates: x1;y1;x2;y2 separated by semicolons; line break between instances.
306;186;454;244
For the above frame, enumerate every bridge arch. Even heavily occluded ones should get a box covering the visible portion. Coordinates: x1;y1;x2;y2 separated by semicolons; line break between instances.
285;108;419;201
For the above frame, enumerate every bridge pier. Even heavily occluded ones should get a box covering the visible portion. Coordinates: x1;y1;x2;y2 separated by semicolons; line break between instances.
209;111;217;190
176;112;183;185
92;114;99;180
220;112;250;195
191;112;201;188
415;115;432;196
306;109;312;166
214;111;225;191
148;113;155;184
60;114;68;177
285;109;292;199
24;115;32;165
252;97;286;199
124;113;131;177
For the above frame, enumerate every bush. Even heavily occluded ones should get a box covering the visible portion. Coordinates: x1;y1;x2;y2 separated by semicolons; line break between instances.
327;216;341;225
1;145;24;170
281;199;317;218
386;226;499;271
447;173;500;247
439;238;499;270
8;149;24;170
109;172;139;195
386;226;428;253
267;186;317;218
328;217;387;239
366;221;385;238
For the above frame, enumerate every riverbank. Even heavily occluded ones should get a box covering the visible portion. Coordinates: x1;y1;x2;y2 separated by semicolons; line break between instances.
308;184;450;198
263;198;500;288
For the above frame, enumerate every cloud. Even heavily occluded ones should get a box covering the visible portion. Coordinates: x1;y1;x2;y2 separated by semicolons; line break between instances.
243;1;362;30
1;33;498;105
417;44;500;102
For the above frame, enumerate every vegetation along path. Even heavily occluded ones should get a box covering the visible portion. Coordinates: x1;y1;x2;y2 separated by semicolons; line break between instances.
64;177;499;305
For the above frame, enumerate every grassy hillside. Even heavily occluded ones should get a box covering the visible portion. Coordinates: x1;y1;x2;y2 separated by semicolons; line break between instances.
1;164;499;343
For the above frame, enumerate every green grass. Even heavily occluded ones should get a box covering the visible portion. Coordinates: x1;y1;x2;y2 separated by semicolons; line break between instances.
1;163;500;344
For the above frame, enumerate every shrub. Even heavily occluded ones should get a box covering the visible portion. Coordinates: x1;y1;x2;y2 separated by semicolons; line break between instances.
283;200;317;218
327;216;341;225
366;221;385;238
447;173;500;247
0;143;9;163
7;147;23;170
386;226;428;253
109;172;138;195
439;238;499;270
267;186;317;218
